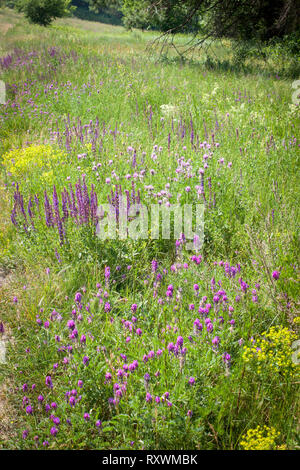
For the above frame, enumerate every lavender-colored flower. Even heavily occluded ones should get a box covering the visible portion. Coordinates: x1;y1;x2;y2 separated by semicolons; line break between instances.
83;355;89;366
272;270;280;280
222;353;231;364
69;396;76;407
80;334;86;344
45;375;53;388
212;336;220;347
188;377;195;386
104;266;110;279
151;259;158;273
26;405;33;415
50;426;58;436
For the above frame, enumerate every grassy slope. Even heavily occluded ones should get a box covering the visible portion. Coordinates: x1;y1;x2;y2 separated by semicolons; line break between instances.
0;9;299;450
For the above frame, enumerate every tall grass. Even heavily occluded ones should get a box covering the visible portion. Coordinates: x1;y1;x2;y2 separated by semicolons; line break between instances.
0;8;299;450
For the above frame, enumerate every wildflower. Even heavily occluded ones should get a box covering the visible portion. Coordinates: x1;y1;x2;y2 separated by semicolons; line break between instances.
188;377;195;386
69;396;76;407
75;292;82;303
22;430;29;439
272;270;280;280
242;326;297;377
45;375;53;388
26;405;33;415
67;319;75;330
151;259;158;273
223;353;231;364
83;355;89;366
23;396;29;406
50;426;58;436
146;393;152;403
240;425;282;450
80;334;86;344
84;413;90;421
144;373;150;382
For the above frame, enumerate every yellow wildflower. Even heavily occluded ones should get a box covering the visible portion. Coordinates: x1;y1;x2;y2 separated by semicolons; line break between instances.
1;144;66;177
240;425;283;450
242;326;299;377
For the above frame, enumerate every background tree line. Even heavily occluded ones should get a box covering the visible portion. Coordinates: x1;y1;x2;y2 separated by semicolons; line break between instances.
1;0;299;52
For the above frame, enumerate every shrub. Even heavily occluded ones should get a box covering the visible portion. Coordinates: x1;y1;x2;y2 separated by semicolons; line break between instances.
17;0;74;26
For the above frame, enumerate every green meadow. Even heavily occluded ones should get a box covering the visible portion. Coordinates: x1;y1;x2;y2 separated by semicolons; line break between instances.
0;8;299;450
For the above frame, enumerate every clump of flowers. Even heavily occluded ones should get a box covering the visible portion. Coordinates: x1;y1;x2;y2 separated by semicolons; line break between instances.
160;104;179;118
242;326;299;377
2;144;66;177
240;425;285;450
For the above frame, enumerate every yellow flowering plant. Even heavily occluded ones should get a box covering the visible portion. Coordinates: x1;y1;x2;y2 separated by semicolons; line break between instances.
240;425;285;450
1;144;66;178
242;326;299;377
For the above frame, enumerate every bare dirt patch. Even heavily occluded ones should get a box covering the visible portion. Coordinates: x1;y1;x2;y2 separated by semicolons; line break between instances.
0;22;13;35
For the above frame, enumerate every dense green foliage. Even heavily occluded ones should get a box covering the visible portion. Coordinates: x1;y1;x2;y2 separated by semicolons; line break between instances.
90;0;300;40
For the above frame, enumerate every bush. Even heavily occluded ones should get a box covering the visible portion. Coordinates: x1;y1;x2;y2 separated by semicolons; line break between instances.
17;0;74;26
